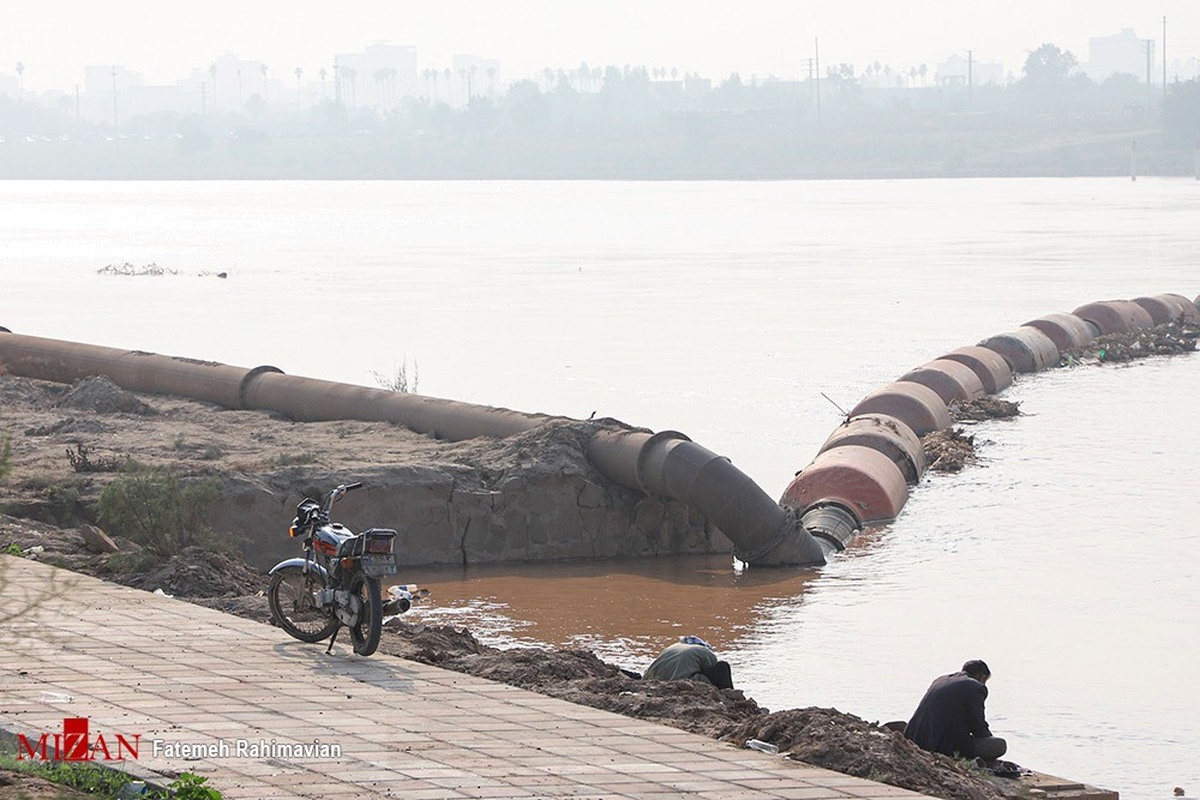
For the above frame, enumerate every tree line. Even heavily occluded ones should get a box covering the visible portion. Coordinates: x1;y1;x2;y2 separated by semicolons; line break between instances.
2;44;1198;179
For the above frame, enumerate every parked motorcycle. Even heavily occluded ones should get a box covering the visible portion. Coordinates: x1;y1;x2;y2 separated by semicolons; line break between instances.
267;482;404;656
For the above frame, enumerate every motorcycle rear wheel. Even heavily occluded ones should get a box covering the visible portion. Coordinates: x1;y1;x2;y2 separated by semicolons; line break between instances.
348;573;382;656
268;565;338;643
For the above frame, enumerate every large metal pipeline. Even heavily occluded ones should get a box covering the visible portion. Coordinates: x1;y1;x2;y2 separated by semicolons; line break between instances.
0;331;825;567
586;429;826;565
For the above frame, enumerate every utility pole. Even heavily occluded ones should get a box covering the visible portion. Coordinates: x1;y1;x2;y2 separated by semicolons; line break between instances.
1145;40;1153;109
814;37;822;128
110;67;119;151
968;50;973;94
1162;16;1168;98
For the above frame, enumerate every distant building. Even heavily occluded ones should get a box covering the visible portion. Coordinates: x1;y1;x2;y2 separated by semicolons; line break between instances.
935;54;1005;87
684;76;712;97
80;65;193;124
0;71;18;98
334;43;420;109
1084;29;1152;83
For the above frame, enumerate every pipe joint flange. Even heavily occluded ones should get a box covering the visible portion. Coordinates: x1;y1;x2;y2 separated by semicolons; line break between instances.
238;364;284;409
633;429;691;496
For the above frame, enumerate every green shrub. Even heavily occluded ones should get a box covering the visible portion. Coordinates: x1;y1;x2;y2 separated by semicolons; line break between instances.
154;771;223;799
0;431;11;481
0;750;133;797
369;358;420;393
267;451;319;467
45;478;90;526
66;443;128;473
98;467;218;557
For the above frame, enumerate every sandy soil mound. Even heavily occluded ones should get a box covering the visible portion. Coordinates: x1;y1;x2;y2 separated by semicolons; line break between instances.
122;546;268;598
56;376;157;416
726;707;1008;800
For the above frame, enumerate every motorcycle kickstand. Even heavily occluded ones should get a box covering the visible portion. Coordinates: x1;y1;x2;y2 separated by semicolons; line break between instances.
325;625;341;655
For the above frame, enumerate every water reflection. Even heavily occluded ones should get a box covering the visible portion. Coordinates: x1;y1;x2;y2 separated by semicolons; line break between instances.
407;554;823;669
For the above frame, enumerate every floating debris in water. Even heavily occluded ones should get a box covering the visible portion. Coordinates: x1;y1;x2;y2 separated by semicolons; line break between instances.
921;428;977;473
96;261;177;276
950;396;1021;423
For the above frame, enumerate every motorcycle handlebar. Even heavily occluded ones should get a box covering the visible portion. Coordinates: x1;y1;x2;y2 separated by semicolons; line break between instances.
327;482;364;509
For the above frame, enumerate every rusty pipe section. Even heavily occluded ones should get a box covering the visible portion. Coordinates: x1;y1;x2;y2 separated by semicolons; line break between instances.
243;372;552;440
0;332;281;408
587;429;827;566
0;330;824;567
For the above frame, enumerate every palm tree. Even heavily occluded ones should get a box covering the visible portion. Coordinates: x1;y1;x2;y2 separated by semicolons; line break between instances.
209;63;217;111
486;66;497;97
260;63;268;104
443;67;452;103
919;64;928;87
15;61;24;96
294;66;303;109
374;67;387;108
319;67;327;99
343;67;358;108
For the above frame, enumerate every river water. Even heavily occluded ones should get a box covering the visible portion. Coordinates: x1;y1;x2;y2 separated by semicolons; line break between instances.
2;179;1198;799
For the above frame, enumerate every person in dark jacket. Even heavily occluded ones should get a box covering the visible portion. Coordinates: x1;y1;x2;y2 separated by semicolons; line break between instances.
905;659;1007;761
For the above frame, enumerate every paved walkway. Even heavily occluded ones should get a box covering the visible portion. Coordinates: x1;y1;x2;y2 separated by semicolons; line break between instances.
0;556;928;799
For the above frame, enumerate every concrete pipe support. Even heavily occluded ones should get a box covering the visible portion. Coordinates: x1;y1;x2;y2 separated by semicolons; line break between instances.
1023;313;1096;352
779;445;909;527
898;358;986;405
817;413;926;485
979;327;1060;373
939;346;1013;394
847;381;952;437
1072;300;1156;335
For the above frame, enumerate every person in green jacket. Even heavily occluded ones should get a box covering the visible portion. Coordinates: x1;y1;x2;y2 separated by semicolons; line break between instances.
643;635;734;689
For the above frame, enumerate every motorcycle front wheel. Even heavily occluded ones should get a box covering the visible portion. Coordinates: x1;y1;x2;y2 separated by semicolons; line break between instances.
348;573;382;656
268;565;338;643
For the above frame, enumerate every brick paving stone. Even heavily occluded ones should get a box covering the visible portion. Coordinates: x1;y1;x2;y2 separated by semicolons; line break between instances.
0;556;935;800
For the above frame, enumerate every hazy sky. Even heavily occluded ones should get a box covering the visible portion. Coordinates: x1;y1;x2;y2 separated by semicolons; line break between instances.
4;1;1198;92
